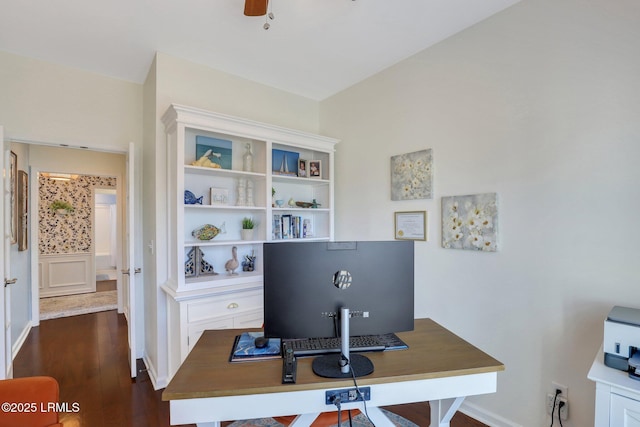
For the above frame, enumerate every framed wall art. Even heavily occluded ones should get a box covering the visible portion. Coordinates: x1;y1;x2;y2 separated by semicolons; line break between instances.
441;192;498;252
395;211;427;241
390;149;433;201
10;151;17;244
18;170;28;251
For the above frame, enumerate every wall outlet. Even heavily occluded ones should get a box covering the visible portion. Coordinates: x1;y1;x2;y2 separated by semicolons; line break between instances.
551;381;568;398
546;393;568;420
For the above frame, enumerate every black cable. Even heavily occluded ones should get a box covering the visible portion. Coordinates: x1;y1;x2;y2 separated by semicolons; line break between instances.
549;389;560;427
558;401;565;427
346;356;375;427
334;396;342;427
348;409;353;427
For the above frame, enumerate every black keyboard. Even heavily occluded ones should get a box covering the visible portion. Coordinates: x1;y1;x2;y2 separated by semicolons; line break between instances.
283;333;408;357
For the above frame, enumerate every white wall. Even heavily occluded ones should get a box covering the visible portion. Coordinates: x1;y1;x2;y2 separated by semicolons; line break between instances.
0;51;142;151
320;0;640;425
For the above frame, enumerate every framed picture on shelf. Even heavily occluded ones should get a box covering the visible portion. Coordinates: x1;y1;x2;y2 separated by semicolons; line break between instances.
309;160;322;179
272;149;299;176
298;159;308;178
210;187;229;206
195;135;233;170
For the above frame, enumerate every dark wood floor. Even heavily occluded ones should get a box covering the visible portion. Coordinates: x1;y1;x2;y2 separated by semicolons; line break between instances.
13;310;486;427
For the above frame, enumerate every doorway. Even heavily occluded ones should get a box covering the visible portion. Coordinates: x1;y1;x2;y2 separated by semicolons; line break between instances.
37;175;121;320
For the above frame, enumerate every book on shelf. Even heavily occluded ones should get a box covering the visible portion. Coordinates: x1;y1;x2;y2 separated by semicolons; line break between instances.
229;332;282;362
273;214;310;240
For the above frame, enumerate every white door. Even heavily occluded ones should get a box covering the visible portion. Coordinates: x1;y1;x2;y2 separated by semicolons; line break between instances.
123;142;138;378
0;126;15;379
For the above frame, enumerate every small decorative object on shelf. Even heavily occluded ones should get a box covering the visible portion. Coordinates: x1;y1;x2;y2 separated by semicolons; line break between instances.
241;217;255;241
192;223;224;241
49;200;74;215
246;180;255;207
225;246;239;275
288;198;296;207
237;178;247;206
243;142;253;172
295;201;313;208
275;199;284;208
185;247;218;277
272;187;276;207
184;190;203;205
191;149;222;168
311;199;321;209
242;251;256;272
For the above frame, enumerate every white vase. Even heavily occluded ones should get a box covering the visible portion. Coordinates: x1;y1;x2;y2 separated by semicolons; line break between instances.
241;229;254;241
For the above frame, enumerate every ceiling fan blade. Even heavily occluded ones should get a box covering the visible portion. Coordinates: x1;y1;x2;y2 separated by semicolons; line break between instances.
244;0;268;16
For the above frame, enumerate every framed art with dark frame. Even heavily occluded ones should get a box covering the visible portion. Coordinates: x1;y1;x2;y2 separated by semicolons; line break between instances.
18;170;28;251
308;160;322;179
10;151;17;244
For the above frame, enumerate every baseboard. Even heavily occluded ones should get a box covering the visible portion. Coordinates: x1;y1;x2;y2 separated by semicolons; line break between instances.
11;321;33;361
143;354;168;390
460;401;523;427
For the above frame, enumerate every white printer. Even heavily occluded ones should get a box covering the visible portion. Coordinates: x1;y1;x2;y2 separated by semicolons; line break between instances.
604;306;640;380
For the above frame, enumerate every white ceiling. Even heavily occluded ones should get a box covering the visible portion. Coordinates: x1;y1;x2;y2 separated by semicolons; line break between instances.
0;0;520;100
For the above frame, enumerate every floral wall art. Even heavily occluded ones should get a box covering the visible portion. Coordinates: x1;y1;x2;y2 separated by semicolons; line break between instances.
390;149;433;200
442;193;498;252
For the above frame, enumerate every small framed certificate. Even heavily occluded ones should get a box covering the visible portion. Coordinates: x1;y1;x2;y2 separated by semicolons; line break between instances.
395;211;427;241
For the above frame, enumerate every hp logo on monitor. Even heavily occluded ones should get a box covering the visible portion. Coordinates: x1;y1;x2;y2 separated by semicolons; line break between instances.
333;270;352;289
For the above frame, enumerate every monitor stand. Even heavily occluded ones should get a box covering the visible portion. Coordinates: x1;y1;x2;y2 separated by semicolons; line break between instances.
312;307;374;378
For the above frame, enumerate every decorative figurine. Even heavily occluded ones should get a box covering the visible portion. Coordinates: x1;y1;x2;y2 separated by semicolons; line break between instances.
184;190;203;205
185;247;218;277
288;197;296;207
225;246;239;275
237;178;247;206
246;180;255;207
192;222;225;241
243;143;253;172
242;251;256;272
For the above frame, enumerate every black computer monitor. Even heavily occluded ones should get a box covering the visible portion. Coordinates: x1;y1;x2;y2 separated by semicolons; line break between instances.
263;240;414;377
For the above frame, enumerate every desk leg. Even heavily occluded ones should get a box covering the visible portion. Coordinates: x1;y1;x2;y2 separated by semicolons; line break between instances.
430;397;465;427
290;413;318;426
365;407;397;426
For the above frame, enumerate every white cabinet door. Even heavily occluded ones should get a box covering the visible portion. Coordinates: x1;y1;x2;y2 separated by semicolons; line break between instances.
612;393;640;426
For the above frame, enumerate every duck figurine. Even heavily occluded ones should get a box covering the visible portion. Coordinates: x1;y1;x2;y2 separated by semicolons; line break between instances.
225;246;239;275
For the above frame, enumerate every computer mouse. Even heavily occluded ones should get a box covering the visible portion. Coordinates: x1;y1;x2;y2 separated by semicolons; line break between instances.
254;336;269;348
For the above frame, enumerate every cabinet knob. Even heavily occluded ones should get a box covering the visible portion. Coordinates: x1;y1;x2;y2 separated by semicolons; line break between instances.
227;302;239;309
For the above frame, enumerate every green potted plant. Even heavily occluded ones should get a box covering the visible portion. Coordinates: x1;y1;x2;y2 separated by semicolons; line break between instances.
50;200;74;215
241;217;255;240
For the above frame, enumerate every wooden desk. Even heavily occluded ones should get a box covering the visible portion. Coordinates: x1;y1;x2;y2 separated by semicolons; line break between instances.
163;318;504;427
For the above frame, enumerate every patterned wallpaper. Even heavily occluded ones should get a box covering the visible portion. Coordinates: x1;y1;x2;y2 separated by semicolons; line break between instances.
39;175;116;255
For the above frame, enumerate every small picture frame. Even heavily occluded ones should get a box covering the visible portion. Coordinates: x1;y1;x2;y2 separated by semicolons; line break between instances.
298;159;308;178
210;187;229;206
309;160;322;179
395;211;427;241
